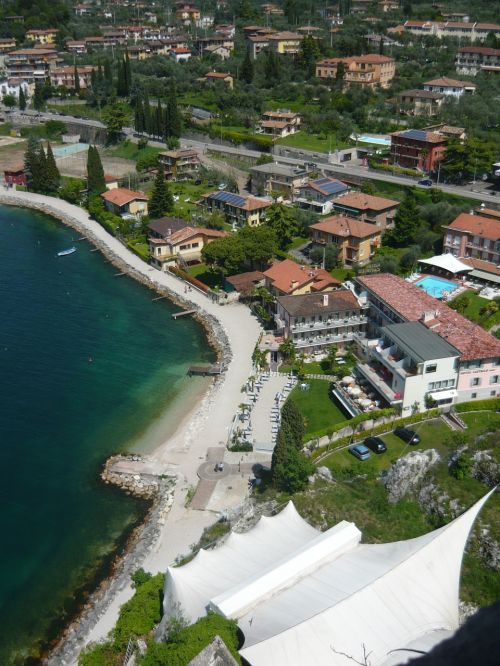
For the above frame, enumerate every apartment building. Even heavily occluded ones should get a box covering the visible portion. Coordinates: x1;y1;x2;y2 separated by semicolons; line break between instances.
423;77;476;97
250;163;309;199
296;177;349;214
355;273;500;406
258;110;301;138
5;48;59;83
158;149;200;180
332;192;400;230
25;29;58;45
50;66;95;90
0;38;17;53
443;211;500;264
264;259;340;296
310;215;382;266
403;20;500;41
390;129;447;172
392;89;445;117
200;191;271;227
316;55;395;88
275;290;367;354
455;47;500;75
268;31;304;54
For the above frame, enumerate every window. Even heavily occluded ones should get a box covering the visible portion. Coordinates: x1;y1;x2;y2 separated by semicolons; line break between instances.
471;393;477;399
491;376;499;385
425;364;437;373
490;390;496;397
470;377;481;387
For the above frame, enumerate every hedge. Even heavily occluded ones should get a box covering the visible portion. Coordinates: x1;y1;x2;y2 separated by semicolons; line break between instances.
168;266;211;293
454;398;500;413
208;126;273;150
368;160;419;178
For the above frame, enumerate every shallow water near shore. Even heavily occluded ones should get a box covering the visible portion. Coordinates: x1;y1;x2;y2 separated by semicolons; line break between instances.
0;205;214;664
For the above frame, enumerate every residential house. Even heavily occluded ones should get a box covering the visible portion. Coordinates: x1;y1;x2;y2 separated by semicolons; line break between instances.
250;163;309;199
455;46;500;75
350;0;399;12
390;129;447;172
169;47;192;62
422;77;476;97
268;31;304;55
104;175;120;190
194;35;234;56
258;110;301;138
127;45;150;61
175;4;201;23
365;34;400;48
84;36;105;50
5;48;59;83
3;164;27;187
101;188;148;217
204;44;231;60
225;270;266;296
443;211;500;264
0;78;32;99
355;273;500;406
403;20;500;41
310;215;382;266
74;4;93;17
332;192;400;230
357;321;460;412
0;38;17;53
202;71;233;89
148;222;227;270
264;259;340;296
441;12;470;22
422;124;467;142
50;66;95;90
275;290;367;354
296;177;350;215
316;54;395;88
158;149;200;180
392;89;445;117
66;40;87;55
25;29;58;45
200;191;271;227
262;3;284;15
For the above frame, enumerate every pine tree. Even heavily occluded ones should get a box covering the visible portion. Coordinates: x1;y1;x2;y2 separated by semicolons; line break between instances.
280;399;305;449
240;47;254;84
271;429;288;486
33;80;44;110
387;191;421;247
35;144;48;193
42;77;52;101
73;65;80;94
166;84;182;138
116;59;127;97
149;165;173;218
124;50;131;95
45;142;61;192
24;136;40;191
19;86;26;110
86;146;106;195
379;37;384;55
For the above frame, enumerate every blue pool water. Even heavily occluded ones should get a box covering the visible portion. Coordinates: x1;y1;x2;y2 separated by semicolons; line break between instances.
52;143;89;157
356;135;391;146
415;275;458;298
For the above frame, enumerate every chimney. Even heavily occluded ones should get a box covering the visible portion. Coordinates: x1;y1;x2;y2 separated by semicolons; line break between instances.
167;228;172;236
323;293;329;307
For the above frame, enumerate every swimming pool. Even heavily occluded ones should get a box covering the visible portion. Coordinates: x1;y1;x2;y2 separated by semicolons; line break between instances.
355;135;391;146
53;143;89;157
415;276;458;299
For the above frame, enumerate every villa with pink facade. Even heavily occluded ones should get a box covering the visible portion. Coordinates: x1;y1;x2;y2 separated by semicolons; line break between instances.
353;273;500;411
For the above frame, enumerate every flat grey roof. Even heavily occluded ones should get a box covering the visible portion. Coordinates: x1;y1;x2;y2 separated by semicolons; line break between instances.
381;321;460;362
250;163;307;177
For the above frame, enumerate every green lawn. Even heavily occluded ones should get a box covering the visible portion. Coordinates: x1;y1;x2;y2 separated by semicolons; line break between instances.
286;236;309;251
106;141;161;162
276;132;348;154
170;180;213;218
290;379;348;440
187;263;225;289
449;290;500;331
330;267;354;282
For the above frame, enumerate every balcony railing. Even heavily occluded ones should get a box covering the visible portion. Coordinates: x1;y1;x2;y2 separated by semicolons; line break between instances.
371;345;419;377
293;331;366;348
291;316;368;333
356;362;402;404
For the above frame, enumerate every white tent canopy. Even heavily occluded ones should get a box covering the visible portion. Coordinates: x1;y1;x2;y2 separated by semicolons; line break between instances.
418;253;472;274
164;492;494;666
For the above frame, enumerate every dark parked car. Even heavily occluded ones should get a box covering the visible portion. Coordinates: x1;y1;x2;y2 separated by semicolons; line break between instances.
418;179;433;187
349;444;371;461
364;437;387;454
394;426;420;445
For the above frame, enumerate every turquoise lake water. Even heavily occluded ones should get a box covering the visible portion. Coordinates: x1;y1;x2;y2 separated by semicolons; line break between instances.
0;205;214;664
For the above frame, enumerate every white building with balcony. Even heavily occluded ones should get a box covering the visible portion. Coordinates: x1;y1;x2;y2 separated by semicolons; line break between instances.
357;321;460;413
275;290;367;354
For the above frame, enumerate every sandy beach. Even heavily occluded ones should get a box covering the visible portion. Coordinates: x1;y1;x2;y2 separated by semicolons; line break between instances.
0;189;263;663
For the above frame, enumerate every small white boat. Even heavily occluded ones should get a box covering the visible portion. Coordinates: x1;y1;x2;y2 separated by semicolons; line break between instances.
57;247;76;257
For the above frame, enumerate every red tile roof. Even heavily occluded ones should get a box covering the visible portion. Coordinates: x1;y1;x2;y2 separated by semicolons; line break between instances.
264;259;339;294
169;226;228;245
424;77;476;88
334;192;399;212
310;215;382;239
446;212;500;241
101;188;148;206
357;273;500;361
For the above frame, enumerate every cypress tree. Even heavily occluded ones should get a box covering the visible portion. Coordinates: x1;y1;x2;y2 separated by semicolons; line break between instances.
35;144;48;193
19;86;26;110
97;61;104;84
143;90;152;135
166;84;182;138
240;47;254;84
271;429;288;486
33;80;44;110
379;37;384;55
149;165;173;218
134;98;144;133
155;100;163;138
116;59;126;97
280;399;305;449
104;58;113;85
45;142;61;192
86;146;106;195
74;65;81;94
124;50;131;95
24;136;40;191
42;77;52;101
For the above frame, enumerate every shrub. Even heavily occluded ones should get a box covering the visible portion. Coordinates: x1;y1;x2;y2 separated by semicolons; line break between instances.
228;441;253;452
455;398;500;413
450;454;472;480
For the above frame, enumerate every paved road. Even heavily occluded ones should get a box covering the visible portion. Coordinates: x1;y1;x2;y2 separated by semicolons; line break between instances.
5;108;499;205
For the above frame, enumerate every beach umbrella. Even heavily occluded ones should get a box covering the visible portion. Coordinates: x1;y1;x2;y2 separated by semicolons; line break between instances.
359;399;372;408
349;387;362;396
342;376;355;384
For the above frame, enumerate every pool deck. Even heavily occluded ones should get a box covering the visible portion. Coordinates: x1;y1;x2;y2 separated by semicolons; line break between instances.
406;273;464;301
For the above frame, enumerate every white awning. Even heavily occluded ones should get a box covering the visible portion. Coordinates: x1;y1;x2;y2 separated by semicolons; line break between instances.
469;269;500;285
418;254;472;274
429;389;457;401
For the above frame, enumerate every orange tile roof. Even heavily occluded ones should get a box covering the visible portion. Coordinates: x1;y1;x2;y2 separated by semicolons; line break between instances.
101;188;148;206
169;226;228;245
446;212;500;241
460;257;500;276
334;192;399;212
264;259;339;294
357;273;500;361
205;71;231;79
310;215;382;239
477;208;500;220
424;77;476;88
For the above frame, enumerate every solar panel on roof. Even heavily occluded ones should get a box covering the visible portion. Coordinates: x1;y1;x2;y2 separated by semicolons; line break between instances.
211;191;246;207
322;181;346;195
402;129;428;141
315;178;330;186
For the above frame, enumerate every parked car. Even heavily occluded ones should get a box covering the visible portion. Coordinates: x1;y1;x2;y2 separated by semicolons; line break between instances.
349;444;371;461
418;179;433;187
394;426;420;445
218;183;227;190
364;437;387;454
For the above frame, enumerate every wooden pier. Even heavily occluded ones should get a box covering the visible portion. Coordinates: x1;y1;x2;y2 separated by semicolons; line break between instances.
188;364;224;376
172;309;197;319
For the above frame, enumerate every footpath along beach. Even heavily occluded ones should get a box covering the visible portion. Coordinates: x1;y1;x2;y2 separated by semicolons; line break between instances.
0;189;263;663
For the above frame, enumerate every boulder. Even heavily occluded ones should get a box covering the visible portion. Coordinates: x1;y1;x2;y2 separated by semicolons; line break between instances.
317;466;333;481
382;449;440;503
